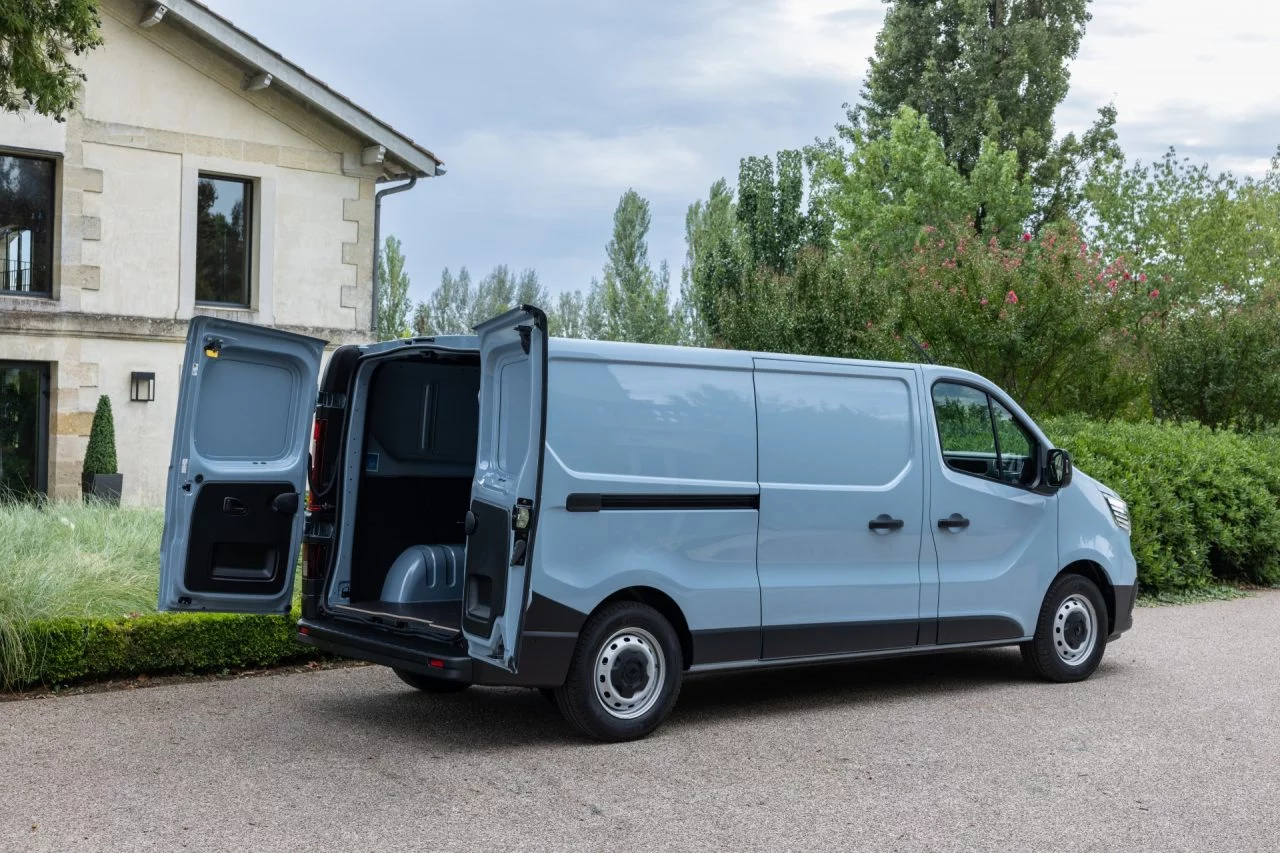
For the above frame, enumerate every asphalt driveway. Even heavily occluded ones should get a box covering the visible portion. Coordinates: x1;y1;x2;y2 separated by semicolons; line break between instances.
3;591;1278;852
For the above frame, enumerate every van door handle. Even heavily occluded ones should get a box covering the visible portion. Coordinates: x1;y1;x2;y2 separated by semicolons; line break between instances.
222;497;248;517
868;514;904;532
938;514;970;531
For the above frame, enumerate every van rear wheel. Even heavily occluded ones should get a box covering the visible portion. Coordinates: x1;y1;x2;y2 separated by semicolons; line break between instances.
391;667;471;693
1022;573;1108;683
554;601;683;742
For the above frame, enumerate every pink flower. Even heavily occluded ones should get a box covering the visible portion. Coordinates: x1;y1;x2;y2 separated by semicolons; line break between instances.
921;342;930;350
1149;289;1160;299
979;298;989;306
1005;290;1019;304
1139;273;1147;283
1107;280;1118;293
1021;232;1032;242
1123;272;1131;281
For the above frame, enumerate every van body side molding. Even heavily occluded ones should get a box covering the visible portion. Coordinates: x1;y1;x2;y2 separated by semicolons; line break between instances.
565;493;760;512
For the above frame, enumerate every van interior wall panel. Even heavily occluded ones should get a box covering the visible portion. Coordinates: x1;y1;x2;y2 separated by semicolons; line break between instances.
347;357;481;606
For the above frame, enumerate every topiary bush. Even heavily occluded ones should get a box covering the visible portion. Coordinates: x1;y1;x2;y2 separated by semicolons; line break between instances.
1044;417;1280;593
83;394;118;476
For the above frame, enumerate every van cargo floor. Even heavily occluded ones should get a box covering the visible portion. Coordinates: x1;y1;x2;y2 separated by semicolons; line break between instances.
331;601;462;639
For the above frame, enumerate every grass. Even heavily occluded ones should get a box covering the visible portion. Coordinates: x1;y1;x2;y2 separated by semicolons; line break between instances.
0;500;163;680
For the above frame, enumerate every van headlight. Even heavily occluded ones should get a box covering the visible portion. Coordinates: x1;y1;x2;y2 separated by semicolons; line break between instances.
1103;494;1131;534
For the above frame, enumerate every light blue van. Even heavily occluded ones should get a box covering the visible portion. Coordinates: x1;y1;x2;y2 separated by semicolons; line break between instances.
160;305;1137;741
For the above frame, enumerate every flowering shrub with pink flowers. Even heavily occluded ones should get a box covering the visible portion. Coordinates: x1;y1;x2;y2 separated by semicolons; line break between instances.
892;222;1153;418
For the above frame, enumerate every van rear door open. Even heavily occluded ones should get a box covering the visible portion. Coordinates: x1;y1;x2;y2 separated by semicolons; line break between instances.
159;317;325;613
462;306;548;672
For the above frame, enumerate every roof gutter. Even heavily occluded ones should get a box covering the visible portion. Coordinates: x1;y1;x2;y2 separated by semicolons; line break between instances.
371;176;418;338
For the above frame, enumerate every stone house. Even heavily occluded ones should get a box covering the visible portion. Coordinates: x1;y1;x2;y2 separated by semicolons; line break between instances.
0;0;440;505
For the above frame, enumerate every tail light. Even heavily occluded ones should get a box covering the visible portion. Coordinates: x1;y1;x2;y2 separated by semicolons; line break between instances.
309;417;326;499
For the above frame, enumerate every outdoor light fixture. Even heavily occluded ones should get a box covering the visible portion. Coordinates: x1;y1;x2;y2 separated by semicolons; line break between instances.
243;72;273;91
130;372;156;403
139;4;167;28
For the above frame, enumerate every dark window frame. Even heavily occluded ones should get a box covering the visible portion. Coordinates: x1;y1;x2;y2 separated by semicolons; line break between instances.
0;360;50;498
194;173;255;308
930;378;1042;492
0;151;58;299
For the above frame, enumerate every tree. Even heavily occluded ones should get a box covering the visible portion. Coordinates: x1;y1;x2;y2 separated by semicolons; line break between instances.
826;106;1033;268
1083;147;1280;307
850;0;1115;226
375;235;412;341
82;394;117;477
550;287;606;339
1151;287;1280;430
599;189;680;344
0;0;103;120
683;150;833;344
412;264;547;335
894;221;1145;418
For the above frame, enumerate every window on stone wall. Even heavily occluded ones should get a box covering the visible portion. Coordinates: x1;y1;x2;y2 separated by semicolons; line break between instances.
195;174;254;306
0;153;56;297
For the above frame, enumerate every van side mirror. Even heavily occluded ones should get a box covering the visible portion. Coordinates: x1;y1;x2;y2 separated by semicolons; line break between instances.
1046;448;1073;489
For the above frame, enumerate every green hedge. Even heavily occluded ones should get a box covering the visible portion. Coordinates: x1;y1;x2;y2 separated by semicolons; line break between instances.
1044;417;1280;593
5;611;322;689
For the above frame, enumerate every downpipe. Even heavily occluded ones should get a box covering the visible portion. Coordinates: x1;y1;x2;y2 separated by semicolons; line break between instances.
371;176;418;337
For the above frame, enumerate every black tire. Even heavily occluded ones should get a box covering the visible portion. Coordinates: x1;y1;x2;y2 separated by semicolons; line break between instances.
537;687;557;705
553;601;683;742
392;667;471;693
1022;573;1109;683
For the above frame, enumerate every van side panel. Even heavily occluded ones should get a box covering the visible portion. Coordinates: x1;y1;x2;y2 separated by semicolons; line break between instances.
754;360;926;657
534;351;762;666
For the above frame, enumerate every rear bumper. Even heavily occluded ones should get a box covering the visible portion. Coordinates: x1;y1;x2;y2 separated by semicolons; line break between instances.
1109;583;1137;640
297;616;474;682
296;616;577;688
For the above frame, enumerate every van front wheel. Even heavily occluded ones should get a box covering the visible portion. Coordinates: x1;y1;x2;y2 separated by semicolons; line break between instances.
554;602;683;742
1022;573;1108;683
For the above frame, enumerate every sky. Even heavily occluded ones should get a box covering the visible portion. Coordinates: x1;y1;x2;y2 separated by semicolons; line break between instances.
202;0;1280;307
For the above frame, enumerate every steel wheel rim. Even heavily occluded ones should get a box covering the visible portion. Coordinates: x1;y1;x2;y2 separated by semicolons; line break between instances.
1053;594;1098;666
594;627;665;720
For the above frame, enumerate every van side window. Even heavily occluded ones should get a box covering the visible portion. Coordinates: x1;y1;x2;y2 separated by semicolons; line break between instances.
932;382;1037;488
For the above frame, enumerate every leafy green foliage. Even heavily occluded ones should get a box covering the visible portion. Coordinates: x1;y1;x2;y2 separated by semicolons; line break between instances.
852;0;1112;225
896;222;1146;418
1151;288;1280;430
375;235;413;341
1045;417;1280;593
82;395;117;476
412;265;548;335
1083;148;1280;307
5;611;320;688
0;0;102;120
598;189;683;344
827;107;1033;267
711;246;895;359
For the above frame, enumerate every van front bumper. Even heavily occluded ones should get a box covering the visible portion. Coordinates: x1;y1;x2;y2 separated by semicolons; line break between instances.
1109;584;1137;640
296;616;474;682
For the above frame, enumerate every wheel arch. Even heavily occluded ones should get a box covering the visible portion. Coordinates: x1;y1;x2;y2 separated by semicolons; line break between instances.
1056;560;1117;634
597;586;694;670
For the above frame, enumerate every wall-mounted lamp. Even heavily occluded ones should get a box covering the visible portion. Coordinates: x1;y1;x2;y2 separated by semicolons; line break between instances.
139;4;168;28
243;72;273;91
130;372;156;403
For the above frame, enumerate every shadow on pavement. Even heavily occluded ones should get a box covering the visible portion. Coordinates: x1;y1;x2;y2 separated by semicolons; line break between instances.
297;645;1125;751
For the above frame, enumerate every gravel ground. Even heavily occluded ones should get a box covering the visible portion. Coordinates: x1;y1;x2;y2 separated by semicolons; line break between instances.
3;591;1278;853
